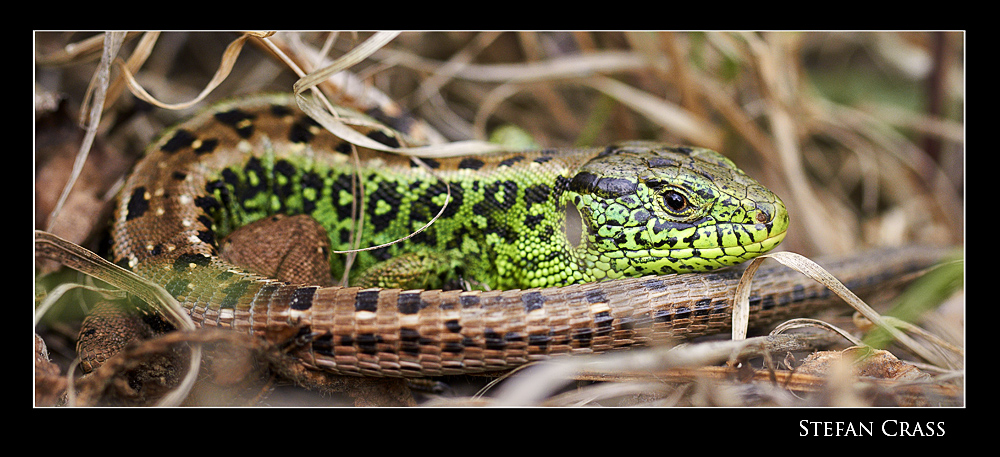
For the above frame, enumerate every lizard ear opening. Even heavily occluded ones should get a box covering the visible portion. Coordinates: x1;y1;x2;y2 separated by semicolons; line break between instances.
563;203;584;249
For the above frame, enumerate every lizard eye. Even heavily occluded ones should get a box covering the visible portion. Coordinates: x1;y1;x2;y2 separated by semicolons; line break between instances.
663;190;688;212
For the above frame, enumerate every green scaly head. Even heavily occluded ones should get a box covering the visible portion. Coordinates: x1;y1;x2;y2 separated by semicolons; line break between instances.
563;142;788;281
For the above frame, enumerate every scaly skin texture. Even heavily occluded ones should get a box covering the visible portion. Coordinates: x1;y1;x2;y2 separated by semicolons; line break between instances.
104;93;831;377
113;94;788;292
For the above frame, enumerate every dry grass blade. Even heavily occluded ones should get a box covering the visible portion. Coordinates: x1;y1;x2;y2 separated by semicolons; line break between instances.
34;231;201;406
731;255;764;341
283;32;502;158
103;32;160;111
34;231;192;330
118;32;274;110
540;381;672;407
878;315;965;359
377;48;668;83
33;283;126;328
491;334;835;406
735;251;949;367
34;32;141;66
770;318;864;345
579;76;724;150
473;75;725;149
299;93;504;158
291;31;399;96
412;31;503;105
45;32;125;233
819;100;964;232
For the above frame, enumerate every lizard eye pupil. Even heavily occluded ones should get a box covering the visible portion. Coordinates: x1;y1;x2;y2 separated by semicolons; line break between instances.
664;191;688;212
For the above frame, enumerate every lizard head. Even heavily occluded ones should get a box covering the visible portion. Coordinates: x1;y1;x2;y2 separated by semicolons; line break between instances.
564;142;788;280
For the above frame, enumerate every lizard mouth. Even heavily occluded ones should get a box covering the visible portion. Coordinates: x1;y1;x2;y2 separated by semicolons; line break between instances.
585;220;788;279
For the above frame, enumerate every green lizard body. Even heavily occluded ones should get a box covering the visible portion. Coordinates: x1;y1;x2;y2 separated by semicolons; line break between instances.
89;94;963;379
113;94;788;293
